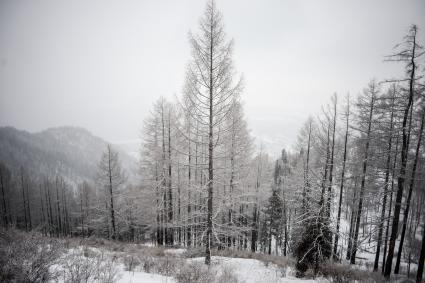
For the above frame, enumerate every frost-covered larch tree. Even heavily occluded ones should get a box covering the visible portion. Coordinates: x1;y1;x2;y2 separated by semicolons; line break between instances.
183;0;243;264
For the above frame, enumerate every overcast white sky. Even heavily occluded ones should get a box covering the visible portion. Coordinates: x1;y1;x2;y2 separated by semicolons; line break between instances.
0;0;424;156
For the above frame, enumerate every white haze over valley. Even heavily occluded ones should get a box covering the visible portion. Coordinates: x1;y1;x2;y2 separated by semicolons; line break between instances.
1;0;424;156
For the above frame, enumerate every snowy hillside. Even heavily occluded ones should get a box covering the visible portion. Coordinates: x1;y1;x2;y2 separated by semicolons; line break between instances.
0;126;137;184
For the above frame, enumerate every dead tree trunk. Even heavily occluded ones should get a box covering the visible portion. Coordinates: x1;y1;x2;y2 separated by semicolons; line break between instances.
394;110;424;273
167;110;173;245
20;168;28;231
334;95;349;259
416;220;425;283
384;25;419;279
351;85;375;264
374;88;395;271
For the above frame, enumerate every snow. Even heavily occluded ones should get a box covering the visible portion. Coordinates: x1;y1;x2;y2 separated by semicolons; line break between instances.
189;256;328;283
164;248;186;256
119;270;175;283
116;254;330;283
52;245;330;283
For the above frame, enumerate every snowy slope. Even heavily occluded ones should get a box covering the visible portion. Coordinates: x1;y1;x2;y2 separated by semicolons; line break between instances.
52;245;329;283
190;256;323;283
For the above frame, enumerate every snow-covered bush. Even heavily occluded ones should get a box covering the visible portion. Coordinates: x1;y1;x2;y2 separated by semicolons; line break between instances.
175;262;213;283
182;247;205;258
216;265;239;283
59;248;120;283
0;228;62;282
138;255;156;273
60;250;97;283
136;254;179;276
95;254;120;283
319;263;385;283
123;254;138;271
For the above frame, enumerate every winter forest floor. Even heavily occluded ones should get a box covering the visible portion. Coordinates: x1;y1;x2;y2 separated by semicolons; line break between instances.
0;229;418;283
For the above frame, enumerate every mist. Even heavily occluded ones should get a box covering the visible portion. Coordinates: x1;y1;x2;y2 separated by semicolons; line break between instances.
1;0;424;155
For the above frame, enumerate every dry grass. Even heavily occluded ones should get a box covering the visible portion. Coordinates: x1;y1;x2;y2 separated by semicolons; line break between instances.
318;262;386;283
175;262;213;283
212;248;292;269
65;236;167;257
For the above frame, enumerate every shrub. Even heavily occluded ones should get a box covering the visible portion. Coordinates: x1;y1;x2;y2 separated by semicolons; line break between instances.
123;255;138;271
95;253;121;283
183;247;205;258
175;262;213;283
60;249;121;283
0;228;62;282
142;246;166;257
139;255;156;273
136;254;179;276
212;248;290;270
318;262;385;283
60;250;97;283
158;257;179;276
216;265;239;283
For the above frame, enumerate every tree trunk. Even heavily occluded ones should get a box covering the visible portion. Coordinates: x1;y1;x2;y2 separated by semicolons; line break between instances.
327;95;337;224
351;90;375;264
251;153;261;252
416;221;425;283
39;184;46;235
374;88;395;271
0;171;8;226
205;3;214;265
55;177;62;237
167;111;173;245
20;168;28;231
187;123;192;247
46;181;54;236
303;120;312;216
334;96;349;260
394;110;424;273
347;176;358;260
107;148;116;240
384;29;417;278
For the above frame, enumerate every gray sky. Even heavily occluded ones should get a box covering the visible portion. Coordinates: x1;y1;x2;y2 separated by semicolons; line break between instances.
1;0;424;156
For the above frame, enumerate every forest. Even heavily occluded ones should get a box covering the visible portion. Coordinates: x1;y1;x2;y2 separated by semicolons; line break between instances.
0;1;424;282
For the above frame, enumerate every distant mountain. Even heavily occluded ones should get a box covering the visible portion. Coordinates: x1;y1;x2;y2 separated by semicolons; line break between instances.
0;126;138;184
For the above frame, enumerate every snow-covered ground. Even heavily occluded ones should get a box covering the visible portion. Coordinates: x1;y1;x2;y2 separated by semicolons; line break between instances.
189;256;325;283
119;270;175;283
52;246;330;283
119;255;328;283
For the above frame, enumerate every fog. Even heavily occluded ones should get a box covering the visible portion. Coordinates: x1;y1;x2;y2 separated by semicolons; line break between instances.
0;0;424;156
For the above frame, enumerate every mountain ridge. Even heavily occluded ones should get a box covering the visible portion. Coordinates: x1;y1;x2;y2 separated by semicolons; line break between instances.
0;126;138;185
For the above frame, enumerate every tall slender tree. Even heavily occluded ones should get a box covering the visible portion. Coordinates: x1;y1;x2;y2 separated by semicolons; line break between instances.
183;0;242;264
350;80;378;264
333;94;350;259
98;144;125;240
384;24;423;278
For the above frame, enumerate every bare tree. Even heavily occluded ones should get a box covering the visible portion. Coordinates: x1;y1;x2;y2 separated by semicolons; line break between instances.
394;108;424;273
333;93;350;259
374;85;396;271
183;0;242;264
384;24;424;279
350;80;378;264
0;162;11;226
98;144;125;240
